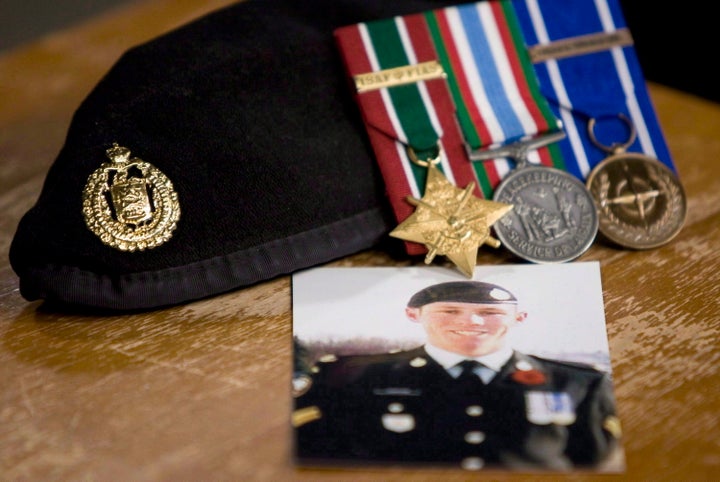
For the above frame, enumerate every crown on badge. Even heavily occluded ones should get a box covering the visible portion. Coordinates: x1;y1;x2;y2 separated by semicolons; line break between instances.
106;143;131;163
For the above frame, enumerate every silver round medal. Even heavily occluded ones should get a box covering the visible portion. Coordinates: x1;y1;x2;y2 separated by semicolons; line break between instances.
492;166;598;263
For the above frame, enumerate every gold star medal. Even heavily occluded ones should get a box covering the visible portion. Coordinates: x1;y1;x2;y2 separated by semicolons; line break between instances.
390;149;512;277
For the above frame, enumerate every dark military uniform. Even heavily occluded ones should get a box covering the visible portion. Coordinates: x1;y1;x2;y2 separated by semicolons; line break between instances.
293;346;621;470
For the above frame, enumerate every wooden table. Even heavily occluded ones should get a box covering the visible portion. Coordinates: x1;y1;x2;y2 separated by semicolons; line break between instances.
1;1;718;480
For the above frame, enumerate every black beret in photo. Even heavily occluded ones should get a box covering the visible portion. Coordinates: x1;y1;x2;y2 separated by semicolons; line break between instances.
407;281;518;308
9;0;465;311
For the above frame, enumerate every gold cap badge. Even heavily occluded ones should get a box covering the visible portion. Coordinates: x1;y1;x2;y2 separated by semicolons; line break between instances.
82;143;180;251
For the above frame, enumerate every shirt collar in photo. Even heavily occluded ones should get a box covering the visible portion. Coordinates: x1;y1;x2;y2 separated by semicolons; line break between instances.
424;343;514;373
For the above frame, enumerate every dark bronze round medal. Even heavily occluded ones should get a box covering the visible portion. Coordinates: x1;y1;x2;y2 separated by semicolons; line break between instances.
586;153;686;249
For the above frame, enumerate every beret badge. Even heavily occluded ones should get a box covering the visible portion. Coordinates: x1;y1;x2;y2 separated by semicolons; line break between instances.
82;143;180;251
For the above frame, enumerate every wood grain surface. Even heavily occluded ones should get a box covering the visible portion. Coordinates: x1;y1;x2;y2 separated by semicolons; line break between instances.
1;1;718;480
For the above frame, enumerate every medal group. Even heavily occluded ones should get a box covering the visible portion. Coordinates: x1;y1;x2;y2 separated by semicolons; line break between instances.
335;0;686;275
77;0;687;280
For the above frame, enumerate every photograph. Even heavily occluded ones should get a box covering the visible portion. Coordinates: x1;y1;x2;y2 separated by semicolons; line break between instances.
291;262;625;472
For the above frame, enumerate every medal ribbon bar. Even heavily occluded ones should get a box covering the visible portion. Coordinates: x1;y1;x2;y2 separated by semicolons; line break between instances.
336;11;480;255
423;1;566;197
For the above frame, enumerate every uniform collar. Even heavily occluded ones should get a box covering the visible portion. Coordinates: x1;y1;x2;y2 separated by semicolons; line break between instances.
424;343;514;372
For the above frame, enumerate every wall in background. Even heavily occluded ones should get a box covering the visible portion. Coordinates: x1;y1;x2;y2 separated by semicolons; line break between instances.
1;1;715;105
0;0;135;52
619;2;717;104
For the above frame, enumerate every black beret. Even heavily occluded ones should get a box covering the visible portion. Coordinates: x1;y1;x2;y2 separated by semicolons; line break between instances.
407;281;518;308
9;0;464;311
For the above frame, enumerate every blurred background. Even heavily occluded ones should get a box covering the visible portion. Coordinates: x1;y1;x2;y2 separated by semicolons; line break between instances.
0;0;135;51
619;3;716;105
0;0;715;104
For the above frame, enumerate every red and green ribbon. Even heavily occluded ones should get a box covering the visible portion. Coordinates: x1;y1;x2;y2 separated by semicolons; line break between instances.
335;1;566;239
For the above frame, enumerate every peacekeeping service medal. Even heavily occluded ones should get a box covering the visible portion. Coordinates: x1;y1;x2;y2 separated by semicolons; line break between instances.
469;130;599;264
82;143;180;251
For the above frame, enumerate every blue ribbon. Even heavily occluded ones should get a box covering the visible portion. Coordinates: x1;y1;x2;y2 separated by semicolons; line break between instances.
512;0;677;177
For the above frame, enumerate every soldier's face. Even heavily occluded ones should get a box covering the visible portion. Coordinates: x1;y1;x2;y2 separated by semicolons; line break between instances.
406;301;526;357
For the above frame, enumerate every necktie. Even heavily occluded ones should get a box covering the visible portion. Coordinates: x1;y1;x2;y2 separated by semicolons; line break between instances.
455;360;482;383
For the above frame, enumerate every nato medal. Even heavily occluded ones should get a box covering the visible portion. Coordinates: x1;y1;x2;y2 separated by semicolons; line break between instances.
585;115;687;249
82;143;180;251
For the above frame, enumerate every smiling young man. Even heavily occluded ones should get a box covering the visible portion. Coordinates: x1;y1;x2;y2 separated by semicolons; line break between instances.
293;281;622;471
404;283;528;371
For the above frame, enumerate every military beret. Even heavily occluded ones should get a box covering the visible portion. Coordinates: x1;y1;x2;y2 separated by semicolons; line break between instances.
407;281;518;308
9;0;465;311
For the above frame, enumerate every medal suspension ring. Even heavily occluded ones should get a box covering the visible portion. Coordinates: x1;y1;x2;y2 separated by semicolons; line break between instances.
585;114;686;249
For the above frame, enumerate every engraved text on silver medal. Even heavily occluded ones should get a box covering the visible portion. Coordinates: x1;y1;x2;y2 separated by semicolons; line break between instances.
492;166;598;263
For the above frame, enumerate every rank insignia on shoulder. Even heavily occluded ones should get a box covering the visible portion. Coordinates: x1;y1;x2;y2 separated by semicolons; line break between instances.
291;406;322;427
603;415;623;438
82;143;180;251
